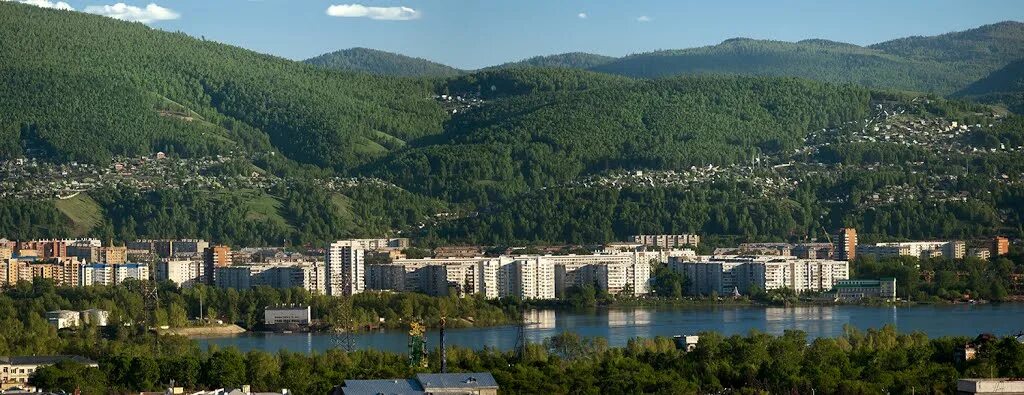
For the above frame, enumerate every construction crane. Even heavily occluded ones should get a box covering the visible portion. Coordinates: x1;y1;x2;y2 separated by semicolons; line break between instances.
408;321;427;368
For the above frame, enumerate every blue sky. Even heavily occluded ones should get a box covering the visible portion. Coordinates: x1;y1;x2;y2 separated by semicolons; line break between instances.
16;0;1024;69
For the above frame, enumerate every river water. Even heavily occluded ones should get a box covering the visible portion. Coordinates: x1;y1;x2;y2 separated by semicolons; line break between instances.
196;304;1024;354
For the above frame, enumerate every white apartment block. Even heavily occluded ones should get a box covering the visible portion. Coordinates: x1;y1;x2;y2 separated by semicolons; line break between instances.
549;254;650;296
630;234;701;248
155;259;205;288
669;255;848;296
213;261;324;294
114;264;149;283
867;241;966;260
326;240;365;296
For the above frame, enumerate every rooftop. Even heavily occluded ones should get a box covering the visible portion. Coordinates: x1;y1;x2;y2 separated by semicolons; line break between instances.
416;372;499;390
341;378;424;395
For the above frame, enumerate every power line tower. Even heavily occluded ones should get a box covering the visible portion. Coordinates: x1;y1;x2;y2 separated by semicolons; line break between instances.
513;307;527;362
439;317;447;373
330;298;356;352
142;280;160;351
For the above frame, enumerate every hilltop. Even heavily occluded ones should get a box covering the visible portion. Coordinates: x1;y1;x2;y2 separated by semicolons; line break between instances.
304;47;464;78
491;52;616;70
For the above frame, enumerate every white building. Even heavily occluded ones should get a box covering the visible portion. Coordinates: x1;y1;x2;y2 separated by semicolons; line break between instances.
326;240;365;296
264;305;311;325
549;253;651;296
0;356;98;390
669;255;849;296
156;259;205;288
45;310;80;329
868;241;965;260
114;263;149;283
80;308;110;326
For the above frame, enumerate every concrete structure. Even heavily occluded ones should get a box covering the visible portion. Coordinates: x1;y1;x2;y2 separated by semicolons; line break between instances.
957;379;1024;395
346;238;409;250
326;241;365;296
81;263;149;286
834;228;857;261
669;256;849;296
45;310;80;329
0;355;98;390
340;372;498;395
550;253;650;297
100;246;128;264
871;241;965;260
156;259;205;288
128;239;209;258
114;263;149;283
969;248;992;260
214;262;324;294
856;244;912;259
204;245;232;285
993;236;1010;257
264;305;311;326
80;308;110;326
630;234;700;248
834;278;897;301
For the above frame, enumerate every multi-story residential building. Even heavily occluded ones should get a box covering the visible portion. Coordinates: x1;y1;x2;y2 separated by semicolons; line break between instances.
129;239;210;258
630;234;700;248
100;246;128;264
156;259;205;288
216;262;326;294
856;244;912;259
203;245;232;285
0;245;11;261
549;253;650;296
834;278;897;301
669;256;848;296
834;228;857;261
346;238;410;250
859;241;965;260
81;263;149;286
326;240;365;296
968;248;992;260
992;236;1010;257
114;263;149;283
510;256;555;300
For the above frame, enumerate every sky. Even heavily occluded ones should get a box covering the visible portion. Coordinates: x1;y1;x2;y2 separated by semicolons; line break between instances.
10;0;1024;69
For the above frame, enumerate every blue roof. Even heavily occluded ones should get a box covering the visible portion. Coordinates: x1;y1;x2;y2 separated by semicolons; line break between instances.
416;372;499;390
342;379;424;395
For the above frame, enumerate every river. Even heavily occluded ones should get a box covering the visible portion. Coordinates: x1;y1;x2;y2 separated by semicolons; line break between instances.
195;304;1024;354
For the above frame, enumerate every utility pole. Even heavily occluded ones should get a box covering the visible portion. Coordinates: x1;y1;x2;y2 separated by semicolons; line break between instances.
513;307;527;363
440;317;447;373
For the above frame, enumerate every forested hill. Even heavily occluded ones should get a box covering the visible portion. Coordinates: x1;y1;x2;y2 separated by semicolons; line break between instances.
591;22;1024;94
371;76;871;203
491;52;616;70
953;59;1024;114
0;2;446;169
303;47;464;77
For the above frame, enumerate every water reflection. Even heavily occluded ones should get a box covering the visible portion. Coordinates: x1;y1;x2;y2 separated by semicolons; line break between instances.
197;304;1022;355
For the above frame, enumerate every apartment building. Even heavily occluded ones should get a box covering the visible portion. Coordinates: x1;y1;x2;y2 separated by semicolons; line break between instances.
156;259;205;288
834;228;858;261
81;263;149;286
326;240;365;296
669;256;849;296
630;234;701;248
203;245;232;284
992;236;1010;257
0;355;98;390
549;253;650;296
859;241;965;260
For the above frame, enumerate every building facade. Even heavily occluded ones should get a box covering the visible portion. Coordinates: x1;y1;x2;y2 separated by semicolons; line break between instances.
326;241;365;296
834;228;857;261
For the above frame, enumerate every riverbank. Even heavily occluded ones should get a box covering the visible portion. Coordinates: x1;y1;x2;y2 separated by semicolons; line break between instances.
159;324;246;337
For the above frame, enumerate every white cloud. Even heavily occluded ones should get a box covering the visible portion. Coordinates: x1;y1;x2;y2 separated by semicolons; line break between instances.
326;4;420;20
577;12;587;19
636;15;651;22
6;0;74;10
84;3;180;24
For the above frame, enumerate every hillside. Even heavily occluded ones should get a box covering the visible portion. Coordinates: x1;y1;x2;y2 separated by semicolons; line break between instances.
304;47;464;78
372;75;870;203
591;22;1024;94
493;52;616;70
0;2;446;169
954;58;1024;114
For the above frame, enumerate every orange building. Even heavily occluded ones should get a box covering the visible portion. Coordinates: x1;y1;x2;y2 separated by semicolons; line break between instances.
101;246;128;265
203;245;232;284
992;236;1010;257
834;228;858;261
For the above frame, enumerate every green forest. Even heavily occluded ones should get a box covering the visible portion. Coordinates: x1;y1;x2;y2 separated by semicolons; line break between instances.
1;1;1024;247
